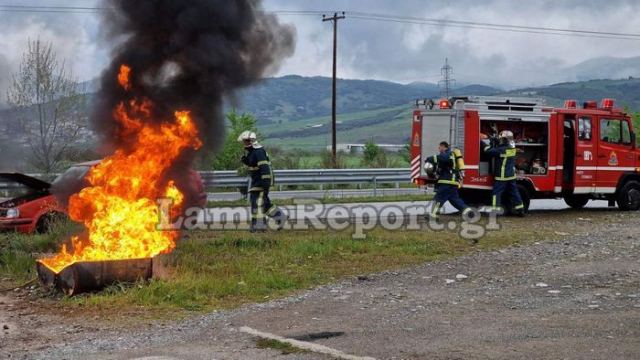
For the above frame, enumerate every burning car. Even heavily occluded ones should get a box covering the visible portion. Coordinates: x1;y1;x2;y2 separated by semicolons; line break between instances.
0;173;65;233
0;161;206;235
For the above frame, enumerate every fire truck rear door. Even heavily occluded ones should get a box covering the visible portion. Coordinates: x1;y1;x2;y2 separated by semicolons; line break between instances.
574;115;597;193
420;110;455;177
596;116;635;192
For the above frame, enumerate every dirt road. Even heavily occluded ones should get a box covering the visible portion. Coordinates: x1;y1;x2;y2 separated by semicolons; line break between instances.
2;211;639;359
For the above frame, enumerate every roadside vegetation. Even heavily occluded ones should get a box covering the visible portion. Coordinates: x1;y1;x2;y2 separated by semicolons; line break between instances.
0;210;612;321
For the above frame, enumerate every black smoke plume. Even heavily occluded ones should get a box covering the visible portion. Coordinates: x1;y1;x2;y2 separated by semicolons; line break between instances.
95;0;294;148
87;0;295;205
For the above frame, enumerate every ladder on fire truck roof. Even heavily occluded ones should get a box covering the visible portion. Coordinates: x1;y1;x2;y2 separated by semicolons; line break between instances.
453;96;548;112
415;95;552;122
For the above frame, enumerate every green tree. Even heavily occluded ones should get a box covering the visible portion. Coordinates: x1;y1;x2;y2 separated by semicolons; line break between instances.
363;139;381;166
361;139;397;168
211;110;258;171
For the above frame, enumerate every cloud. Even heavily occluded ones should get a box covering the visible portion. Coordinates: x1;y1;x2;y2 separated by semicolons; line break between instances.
265;0;640;87
0;1;109;103
0;0;639;94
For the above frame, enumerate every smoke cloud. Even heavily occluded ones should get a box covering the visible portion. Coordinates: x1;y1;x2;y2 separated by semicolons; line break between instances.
93;0;295;154
84;0;295;205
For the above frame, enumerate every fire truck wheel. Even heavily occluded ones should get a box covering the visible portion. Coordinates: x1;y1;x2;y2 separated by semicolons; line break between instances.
563;194;590;209
616;180;640;211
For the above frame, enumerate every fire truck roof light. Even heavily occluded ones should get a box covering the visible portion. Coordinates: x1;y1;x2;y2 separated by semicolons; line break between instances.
439;99;450;109
564;100;577;109
583;101;597;109
601;98;615;109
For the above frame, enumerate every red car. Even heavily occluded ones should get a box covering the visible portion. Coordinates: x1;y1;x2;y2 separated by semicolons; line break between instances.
0;173;65;233
0;161;207;234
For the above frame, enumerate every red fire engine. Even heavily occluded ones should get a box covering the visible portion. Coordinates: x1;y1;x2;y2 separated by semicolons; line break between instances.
410;96;640;212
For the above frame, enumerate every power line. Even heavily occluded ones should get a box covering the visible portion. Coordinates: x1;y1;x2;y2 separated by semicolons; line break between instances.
349;11;640;38
348;13;640;40
2;5;640;41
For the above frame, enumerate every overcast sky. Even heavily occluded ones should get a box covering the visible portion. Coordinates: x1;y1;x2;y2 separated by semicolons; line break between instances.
1;0;640;98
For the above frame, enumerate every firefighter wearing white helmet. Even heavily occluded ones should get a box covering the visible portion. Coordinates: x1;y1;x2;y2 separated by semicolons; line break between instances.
424;141;472;219
483;129;525;216
238;131;286;232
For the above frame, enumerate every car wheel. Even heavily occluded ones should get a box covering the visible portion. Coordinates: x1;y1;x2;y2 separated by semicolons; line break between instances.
617;180;640;211
36;212;68;233
563;194;590;209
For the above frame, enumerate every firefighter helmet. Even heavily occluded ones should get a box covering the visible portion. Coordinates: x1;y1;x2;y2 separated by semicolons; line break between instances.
499;130;514;141
424;161;437;179
237;130;257;143
499;130;515;147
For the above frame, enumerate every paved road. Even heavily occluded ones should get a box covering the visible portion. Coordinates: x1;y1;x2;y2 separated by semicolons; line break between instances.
197;199;613;225
12;210;638;359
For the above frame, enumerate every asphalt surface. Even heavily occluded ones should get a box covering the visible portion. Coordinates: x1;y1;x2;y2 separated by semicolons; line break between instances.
3;209;638;359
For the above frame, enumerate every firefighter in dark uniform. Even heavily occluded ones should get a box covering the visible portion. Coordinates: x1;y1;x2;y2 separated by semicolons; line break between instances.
425;141;471;218
238;131;286;232
483;130;525;216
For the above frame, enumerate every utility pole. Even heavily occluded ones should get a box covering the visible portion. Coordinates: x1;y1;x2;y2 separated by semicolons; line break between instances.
438;58;455;98
323;12;345;168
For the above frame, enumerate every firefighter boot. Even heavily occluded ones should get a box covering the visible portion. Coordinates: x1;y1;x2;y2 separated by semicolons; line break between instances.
250;218;267;233
271;209;288;231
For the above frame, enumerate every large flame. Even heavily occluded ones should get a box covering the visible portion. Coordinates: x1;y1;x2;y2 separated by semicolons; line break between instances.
39;65;201;273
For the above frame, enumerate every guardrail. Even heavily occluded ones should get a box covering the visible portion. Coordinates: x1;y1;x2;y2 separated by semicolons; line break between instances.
200;168;412;195
2;168;413;196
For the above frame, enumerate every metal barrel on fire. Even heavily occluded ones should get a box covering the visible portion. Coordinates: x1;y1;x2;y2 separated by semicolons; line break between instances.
36;258;153;296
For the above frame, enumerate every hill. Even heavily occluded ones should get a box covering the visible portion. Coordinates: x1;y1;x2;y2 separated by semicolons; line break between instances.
253;77;640;150
503;78;640;109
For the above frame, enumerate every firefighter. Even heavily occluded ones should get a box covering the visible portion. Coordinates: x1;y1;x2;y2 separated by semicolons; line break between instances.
484;130;525;216
238;131;286;232
425;141;472;218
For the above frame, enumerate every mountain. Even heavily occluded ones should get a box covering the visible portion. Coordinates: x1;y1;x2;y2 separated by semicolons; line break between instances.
254;77;640;149
503;78;640;109
566;56;640;82
233;75;499;125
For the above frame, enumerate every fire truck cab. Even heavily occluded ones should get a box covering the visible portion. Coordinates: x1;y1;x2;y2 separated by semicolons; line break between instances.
410;96;640;212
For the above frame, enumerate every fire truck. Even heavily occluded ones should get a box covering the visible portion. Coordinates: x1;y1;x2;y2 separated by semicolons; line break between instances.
410;96;640;212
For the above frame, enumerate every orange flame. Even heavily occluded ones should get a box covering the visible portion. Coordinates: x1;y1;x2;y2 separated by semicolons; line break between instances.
39;65;201;273
117;64;132;90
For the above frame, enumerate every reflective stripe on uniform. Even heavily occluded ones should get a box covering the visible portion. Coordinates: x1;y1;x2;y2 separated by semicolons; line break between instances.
257;160;271;166
250;186;264;191
495;176;517;181
266;205;277;216
437;179;459;186
247;166;259;170
498;148;517;179
431;202;441;215
261;174;272;179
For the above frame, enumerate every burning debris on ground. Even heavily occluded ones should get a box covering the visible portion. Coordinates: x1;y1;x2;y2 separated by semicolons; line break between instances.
37;0;295;294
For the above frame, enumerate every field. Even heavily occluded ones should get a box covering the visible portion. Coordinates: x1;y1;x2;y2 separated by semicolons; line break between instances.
0;211;591;320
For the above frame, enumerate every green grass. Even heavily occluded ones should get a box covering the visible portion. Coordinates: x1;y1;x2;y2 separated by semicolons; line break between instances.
256;338;308;354
0;220;80;284
260;106;413;150
0;210;613;320
207;193;432;208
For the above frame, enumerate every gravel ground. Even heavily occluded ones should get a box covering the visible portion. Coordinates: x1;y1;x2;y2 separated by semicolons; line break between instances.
2;211;639;360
